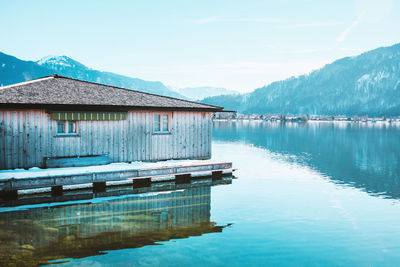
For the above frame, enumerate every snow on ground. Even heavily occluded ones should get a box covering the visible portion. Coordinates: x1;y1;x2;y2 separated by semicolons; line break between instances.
0;159;214;180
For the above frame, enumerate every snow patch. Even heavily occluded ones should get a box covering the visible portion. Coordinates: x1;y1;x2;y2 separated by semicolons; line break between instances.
63;183;93;190
0;159;211;180
36;55;73;67
357;74;371;83
18;187;52;195
36;55;60;65
106;180;133;186
356;74;372;93
374;71;389;82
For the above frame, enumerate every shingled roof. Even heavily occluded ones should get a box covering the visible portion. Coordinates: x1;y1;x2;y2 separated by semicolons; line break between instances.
0;75;223;111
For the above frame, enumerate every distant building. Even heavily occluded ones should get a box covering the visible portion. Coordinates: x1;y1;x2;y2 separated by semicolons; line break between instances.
213;111;236;120
334;115;350;121
0;75;223;170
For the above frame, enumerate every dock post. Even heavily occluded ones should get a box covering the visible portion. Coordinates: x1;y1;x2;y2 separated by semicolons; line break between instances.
212;171;223;180
51;186;63;196
133;178;151;188
175;173;191;184
0;190;18;200
93;182;106;192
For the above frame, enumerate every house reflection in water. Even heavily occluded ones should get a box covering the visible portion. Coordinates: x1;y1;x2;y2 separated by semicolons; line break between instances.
0;178;232;266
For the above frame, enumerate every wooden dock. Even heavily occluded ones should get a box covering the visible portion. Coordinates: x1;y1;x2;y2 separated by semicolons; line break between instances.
0;160;234;198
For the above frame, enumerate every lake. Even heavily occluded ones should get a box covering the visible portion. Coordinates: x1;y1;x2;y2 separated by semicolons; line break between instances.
1;120;400;266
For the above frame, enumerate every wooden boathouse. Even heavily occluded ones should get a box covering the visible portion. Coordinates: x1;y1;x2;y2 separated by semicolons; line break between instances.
0;75;224;170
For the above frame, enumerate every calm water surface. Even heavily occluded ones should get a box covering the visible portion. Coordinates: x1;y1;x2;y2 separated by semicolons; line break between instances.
1;121;400;266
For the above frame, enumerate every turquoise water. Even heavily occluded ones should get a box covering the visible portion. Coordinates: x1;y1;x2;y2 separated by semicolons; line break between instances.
2;120;400;266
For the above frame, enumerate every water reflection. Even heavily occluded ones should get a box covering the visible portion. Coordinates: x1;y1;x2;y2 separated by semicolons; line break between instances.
0;178;232;266
214;121;400;199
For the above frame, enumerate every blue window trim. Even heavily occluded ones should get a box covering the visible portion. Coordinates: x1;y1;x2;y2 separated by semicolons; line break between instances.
54;133;80;137
152;131;171;135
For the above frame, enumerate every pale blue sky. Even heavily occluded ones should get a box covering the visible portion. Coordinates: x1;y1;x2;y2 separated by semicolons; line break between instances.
1;0;399;92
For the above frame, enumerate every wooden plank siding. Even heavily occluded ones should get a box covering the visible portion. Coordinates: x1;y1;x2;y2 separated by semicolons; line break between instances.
0;109;212;170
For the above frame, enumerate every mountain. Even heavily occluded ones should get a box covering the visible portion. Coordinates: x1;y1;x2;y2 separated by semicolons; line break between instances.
0;53;185;99
178;86;239;100
36;55;185;98
201;94;244;112
202;43;400;116
0;52;52;86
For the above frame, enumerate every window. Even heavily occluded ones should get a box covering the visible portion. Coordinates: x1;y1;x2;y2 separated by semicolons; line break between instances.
162;114;168;131
154;114;160;132
154;114;169;133
57;121;66;133
68;121;76;133
57;120;77;135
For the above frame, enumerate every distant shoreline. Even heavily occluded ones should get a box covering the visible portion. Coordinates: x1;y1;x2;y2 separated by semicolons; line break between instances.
213;112;400;123
213;118;400;123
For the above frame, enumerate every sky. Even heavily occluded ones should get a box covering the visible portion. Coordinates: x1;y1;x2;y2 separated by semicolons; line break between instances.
1;0;399;92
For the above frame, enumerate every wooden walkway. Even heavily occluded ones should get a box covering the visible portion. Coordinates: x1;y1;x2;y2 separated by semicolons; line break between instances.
0;160;233;198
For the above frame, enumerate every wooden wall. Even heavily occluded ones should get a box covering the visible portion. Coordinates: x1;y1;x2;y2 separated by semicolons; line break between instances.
0;109;212;170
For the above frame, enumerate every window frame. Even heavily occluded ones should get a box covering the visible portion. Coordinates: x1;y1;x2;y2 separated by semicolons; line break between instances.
55;120;79;137
153;113;171;134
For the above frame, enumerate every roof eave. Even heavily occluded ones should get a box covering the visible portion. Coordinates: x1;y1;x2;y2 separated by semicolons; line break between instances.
0;103;223;112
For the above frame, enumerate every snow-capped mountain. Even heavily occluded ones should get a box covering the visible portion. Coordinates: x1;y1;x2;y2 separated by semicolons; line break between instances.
202;43;400;116
37;55;88;70
0;53;185;99
36;55;185;99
